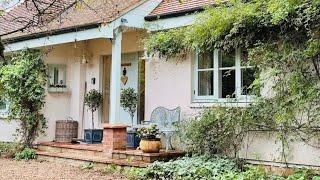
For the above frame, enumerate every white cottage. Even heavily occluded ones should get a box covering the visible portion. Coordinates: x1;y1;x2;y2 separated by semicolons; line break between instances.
0;0;319;168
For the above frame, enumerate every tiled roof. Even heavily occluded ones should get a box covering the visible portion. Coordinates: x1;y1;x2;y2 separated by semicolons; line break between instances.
146;0;215;20
0;0;142;39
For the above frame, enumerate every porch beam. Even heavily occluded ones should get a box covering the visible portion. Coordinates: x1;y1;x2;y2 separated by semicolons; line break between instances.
4;26;113;52
109;28;122;124
146;14;196;31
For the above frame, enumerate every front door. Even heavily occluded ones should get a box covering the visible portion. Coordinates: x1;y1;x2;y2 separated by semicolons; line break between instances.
102;53;145;125
102;56;111;123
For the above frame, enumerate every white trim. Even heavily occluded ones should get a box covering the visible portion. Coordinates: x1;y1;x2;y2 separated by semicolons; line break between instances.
235;48;242;96
146;14;196;31
109;0;162;30
194;51;215;101
4;27;113;52
214;49;220;99
4;0;162;52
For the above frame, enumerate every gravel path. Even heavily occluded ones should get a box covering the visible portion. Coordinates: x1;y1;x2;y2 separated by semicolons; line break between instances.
0;158;127;180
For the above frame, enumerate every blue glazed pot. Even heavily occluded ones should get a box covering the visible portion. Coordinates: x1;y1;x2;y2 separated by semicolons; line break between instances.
84;129;103;144
127;129;141;149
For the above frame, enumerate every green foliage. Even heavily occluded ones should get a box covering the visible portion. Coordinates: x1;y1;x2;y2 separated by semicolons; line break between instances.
14;148;37;160
0;142;22;158
120;87;138;126
145;0;320;162
146;0;320;54
84;89;103;112
84;89;103;129
136;124;160;140
0;49;47;147
128;156;320;180
81;162;94;170
180;107;251;156
102;164;123;174
145;28;189;58
129;156;239;180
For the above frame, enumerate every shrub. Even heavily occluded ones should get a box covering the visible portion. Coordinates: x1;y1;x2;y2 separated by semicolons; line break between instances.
14;148;37;160
128;156;240;180
128;157;320;180
179;107;254;156
0;50;47;147
0;142;22;158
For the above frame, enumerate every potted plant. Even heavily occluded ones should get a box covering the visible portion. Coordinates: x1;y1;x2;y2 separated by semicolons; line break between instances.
84;89;103;144
120;88;140;148
137;124;161;153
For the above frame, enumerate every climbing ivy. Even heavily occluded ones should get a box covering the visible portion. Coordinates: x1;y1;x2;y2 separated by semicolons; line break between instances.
0;49;47;147
146;0;320;163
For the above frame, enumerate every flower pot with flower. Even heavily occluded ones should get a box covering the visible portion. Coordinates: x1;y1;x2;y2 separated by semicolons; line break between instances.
137;124;161;153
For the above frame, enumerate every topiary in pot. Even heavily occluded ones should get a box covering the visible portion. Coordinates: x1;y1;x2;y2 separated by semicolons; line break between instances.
120;87;138;126
84;89;103;143
137;125;161;153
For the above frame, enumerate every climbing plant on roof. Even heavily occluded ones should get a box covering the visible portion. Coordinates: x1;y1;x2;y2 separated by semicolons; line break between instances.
146;0;320;163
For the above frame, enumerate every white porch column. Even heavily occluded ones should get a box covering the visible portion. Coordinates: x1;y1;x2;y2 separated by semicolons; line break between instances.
109;28;122;124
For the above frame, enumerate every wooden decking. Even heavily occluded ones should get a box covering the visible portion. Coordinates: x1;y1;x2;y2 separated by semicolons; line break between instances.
36;142;185;168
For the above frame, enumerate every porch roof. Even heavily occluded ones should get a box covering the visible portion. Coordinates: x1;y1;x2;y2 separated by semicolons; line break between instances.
0;0;143;41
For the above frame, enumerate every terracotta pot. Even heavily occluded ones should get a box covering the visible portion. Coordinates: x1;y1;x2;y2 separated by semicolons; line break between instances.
139;139;161;153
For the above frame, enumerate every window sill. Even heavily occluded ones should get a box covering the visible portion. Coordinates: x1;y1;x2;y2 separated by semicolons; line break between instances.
190;98;254;109
0;112;9;119
48;87;69;93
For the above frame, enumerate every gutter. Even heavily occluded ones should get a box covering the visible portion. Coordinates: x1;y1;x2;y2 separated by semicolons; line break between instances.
2;23;101;44
144;6;205;21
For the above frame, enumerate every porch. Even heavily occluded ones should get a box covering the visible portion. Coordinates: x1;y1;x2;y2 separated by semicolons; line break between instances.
36;142;185;168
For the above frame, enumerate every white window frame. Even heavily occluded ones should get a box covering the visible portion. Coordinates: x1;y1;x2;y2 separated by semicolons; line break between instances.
47;64;68;93
193;48;255;103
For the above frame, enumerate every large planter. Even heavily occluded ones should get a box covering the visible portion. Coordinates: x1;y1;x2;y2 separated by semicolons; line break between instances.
55;120;78;143
127;129;141;149
84;129;103;144
139;138;161;153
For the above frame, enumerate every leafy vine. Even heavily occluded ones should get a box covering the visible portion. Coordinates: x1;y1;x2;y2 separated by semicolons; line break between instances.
146;0;320;163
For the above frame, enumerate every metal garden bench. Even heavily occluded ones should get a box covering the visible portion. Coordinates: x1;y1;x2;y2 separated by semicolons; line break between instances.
148;106;181;151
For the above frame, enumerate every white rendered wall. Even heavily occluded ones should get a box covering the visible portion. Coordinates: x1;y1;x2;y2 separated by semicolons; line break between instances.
145;54;320;168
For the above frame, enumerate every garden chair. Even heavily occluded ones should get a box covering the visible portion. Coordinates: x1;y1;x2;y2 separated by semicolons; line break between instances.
148;106;181;151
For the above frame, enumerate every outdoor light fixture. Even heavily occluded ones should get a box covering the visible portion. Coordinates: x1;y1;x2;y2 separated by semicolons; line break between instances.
81;54;88;64
121;18;128;24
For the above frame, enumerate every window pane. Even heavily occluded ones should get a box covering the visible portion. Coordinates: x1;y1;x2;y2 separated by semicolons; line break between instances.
220;70;235;98
220;50;235;68
198;71;214;96
0;98;6;110
242;68;255;95
198;53;213;69
241;50;254;66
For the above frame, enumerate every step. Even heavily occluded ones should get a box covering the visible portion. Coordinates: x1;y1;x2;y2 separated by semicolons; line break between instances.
37;142;185;163
37;151;149;168
112;149;185;163
37;143;105;158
